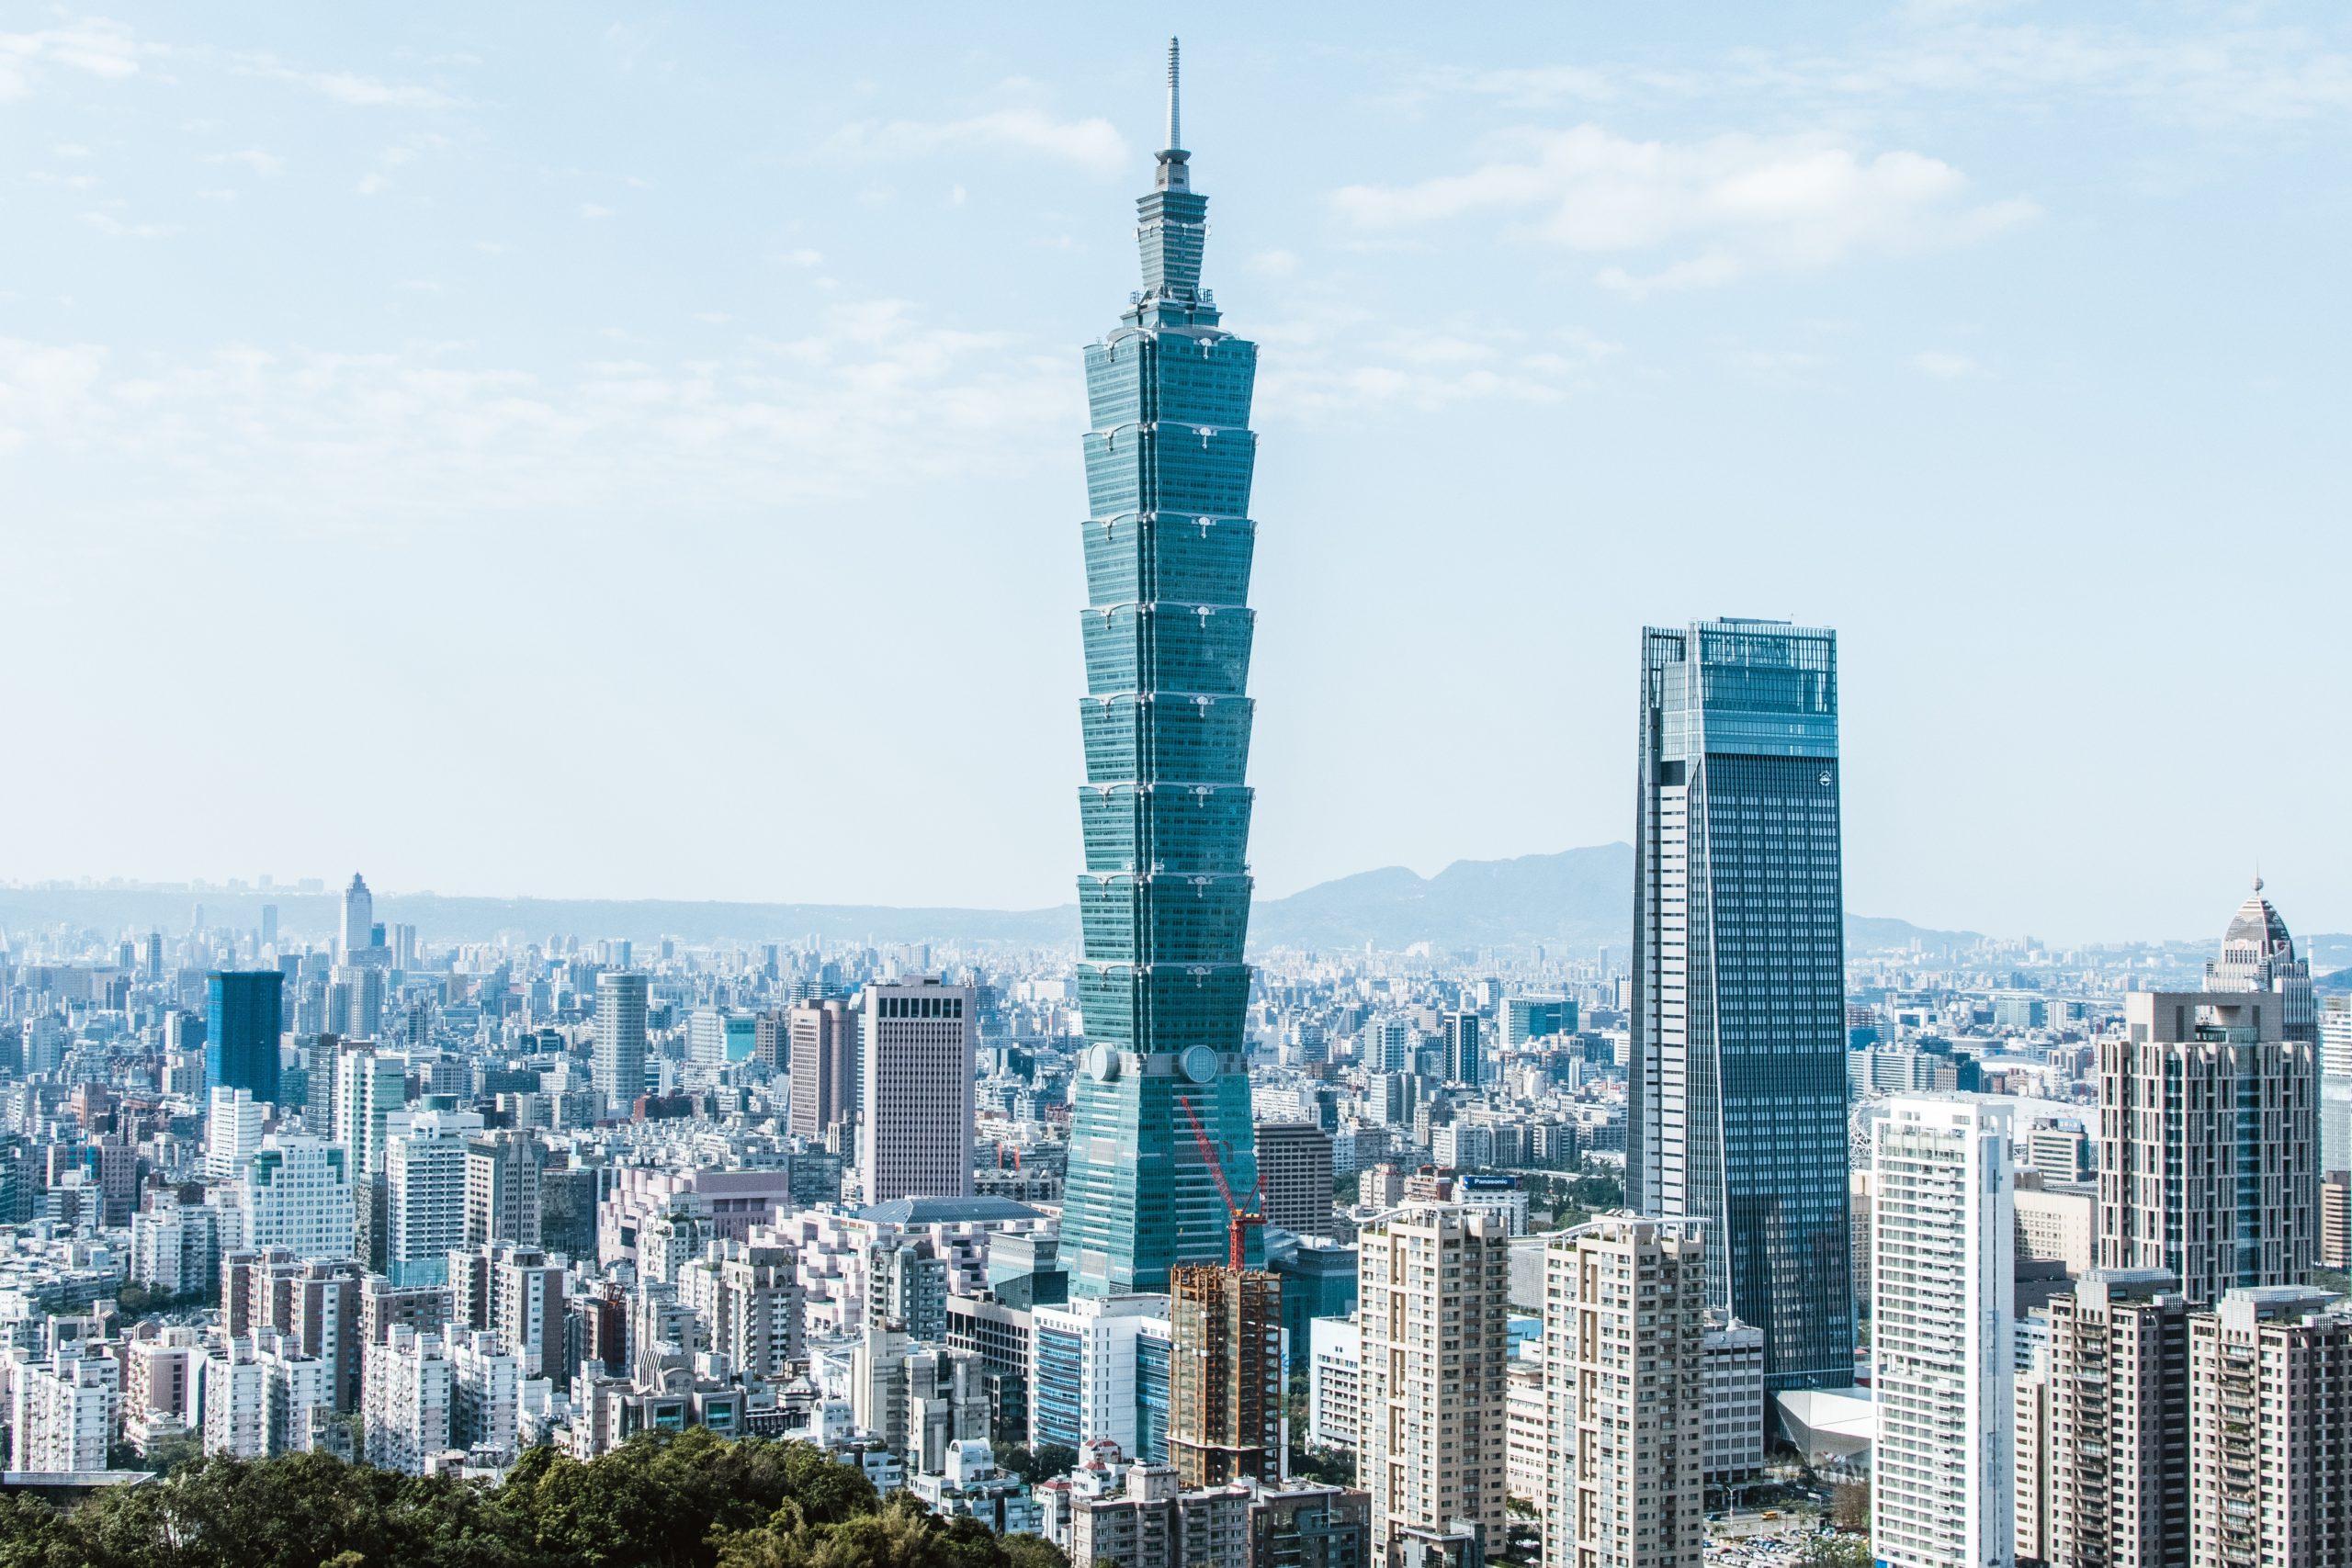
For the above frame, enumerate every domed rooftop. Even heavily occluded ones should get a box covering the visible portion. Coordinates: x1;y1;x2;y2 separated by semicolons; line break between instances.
2222;875;2294;953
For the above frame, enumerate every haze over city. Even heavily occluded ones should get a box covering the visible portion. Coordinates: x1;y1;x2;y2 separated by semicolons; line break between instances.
6;4;2349;941
5;13;2352;1568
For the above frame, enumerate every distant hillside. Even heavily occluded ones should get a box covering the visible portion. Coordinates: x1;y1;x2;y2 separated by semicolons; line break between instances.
0;850;1984;958
1249;845;1632;953
0;887;1075;951
1847;915;1984;955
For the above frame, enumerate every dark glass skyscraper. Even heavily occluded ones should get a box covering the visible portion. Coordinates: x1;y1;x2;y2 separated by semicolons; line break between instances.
1630;618;1852;1391
206;969;285;1102
1061;39;1261;1298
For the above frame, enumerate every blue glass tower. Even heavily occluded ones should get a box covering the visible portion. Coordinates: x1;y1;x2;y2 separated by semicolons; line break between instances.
1061;39;1261;1298
206;969;285;1102
1630;619;1853;1392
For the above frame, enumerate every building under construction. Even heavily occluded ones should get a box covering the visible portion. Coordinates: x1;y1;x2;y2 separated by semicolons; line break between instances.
1169;1262;1284;1490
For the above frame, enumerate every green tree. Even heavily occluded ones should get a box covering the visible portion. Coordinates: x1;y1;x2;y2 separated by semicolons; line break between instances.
997;1535;1069;1568
0;1494;80;1568
1797;1533;1871;1568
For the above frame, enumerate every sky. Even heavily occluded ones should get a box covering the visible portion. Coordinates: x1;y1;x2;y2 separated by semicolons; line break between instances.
2;2;2347;943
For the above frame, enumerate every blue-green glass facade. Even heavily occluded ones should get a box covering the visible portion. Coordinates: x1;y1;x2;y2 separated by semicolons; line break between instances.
1630;619;1853;1393
206;969;284;1102
1061;54;1261;1299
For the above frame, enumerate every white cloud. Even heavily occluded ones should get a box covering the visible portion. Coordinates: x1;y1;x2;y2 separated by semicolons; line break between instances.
1336;125;2034;293
355;174;387;197
81;210;176;240
54;142;93;158
1910;350;1979;378
1416;20;2352;130
235;57;452;109
1254;308;1621;415
0;303;1075;515
580;203;615;220
776;248;823;267
0;18;140;99
205;148;285;177
1248;249;1300;277
825;108;1129;175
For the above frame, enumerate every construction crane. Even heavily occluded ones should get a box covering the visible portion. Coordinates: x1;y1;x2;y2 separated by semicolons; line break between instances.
1177;1092;1262;1269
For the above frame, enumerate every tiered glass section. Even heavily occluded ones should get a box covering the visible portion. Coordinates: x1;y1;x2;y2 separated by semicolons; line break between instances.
1061;50;1262;1298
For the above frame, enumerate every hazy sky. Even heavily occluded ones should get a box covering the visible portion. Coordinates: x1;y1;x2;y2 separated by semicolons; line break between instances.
4;3;2347;942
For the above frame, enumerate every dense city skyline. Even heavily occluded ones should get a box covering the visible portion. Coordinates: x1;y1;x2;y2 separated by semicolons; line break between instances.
6;19;2352;1568
6;6;2351;942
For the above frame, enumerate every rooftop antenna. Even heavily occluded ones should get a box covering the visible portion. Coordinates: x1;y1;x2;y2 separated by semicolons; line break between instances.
1164;37;1182;153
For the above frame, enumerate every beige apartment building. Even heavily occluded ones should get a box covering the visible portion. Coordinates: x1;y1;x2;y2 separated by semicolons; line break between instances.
1357;1201;1510;1566
1542;1214;1706;1568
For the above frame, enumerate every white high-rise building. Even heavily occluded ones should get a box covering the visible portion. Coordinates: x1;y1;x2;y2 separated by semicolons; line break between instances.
2321;998;2352;1181
449;1329;518;1460
1357;1201;1510;1564
1543;1215;1708;1568
207;1086;265;1181
1871;1097;2015;1568
254;1330;333;1455
329;964;386;1041
340;873;374;962
130;1191;220;1296
859;979;974;1203
1702;1316;1766;1483
386;1108;482;1286
1026;1294;1170;1456
1307;1315;1361;1454
9;1343;119;1472
196;1340;266;1458
364;1325;453;1474
334;1047;410;1180
216;1135;356;1260
593;971;649;1114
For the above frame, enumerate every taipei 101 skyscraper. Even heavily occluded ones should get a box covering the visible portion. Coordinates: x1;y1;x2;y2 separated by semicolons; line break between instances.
1060;39;1263;1297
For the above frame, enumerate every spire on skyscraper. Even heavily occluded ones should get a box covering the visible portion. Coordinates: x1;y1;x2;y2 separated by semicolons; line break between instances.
1164;37;1182;155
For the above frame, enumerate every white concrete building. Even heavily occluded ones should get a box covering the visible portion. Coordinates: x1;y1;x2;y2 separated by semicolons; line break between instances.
386;1109;482;1286
196;1340;266;1458
334;1047;410;1180
859;979;975;1203
207;1087;265;1181
1306;1315;1360;1453
1028;1294;1170;1455
220;1135;356;1261
365;1324;453;1474
254;1331;333;1455
1357;1201;1510;1562
592;971;649;1114
2012;1183;2095;1276
1702;1316;1765;1483
1543;1215;1707;1568
450;1329;519;1461
9;1343;119;1472
1504;1353;1546;1510
130;1192;219;1297
1871;1097;2014;1568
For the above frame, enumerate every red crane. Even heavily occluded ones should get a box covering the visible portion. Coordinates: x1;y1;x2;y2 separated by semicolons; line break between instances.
1177;1092;1262;1269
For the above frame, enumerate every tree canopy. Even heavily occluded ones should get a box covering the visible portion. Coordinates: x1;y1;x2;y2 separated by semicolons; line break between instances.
0;1431;1073;1568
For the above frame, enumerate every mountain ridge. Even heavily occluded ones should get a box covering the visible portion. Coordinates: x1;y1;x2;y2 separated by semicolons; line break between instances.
0;845;1990;956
